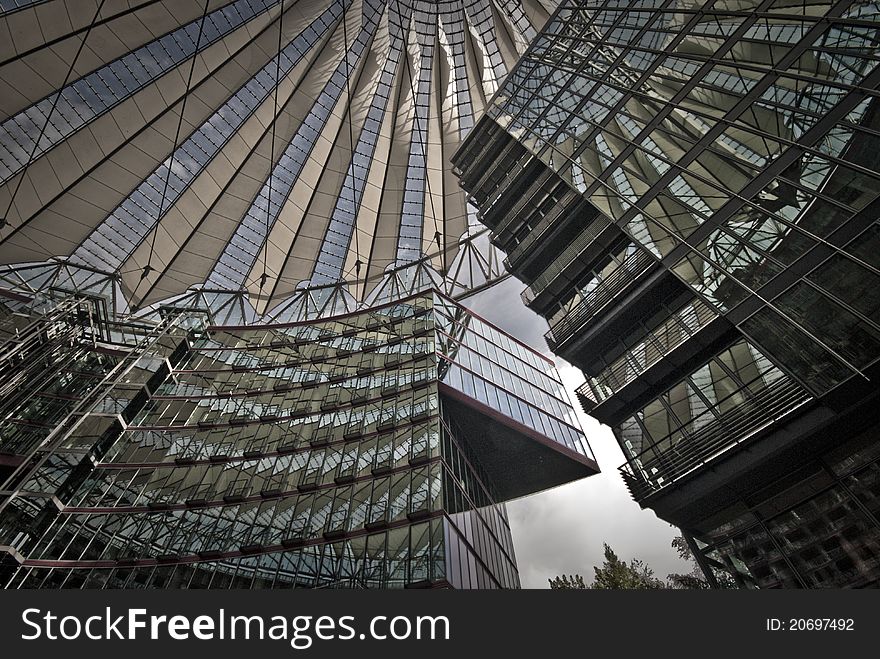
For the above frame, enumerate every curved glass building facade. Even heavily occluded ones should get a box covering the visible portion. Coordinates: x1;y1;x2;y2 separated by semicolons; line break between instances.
0;283;595;588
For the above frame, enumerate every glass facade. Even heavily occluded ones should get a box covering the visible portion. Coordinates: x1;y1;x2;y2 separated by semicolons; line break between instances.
692;426;880;588
456;0;880;587
0;282;596;589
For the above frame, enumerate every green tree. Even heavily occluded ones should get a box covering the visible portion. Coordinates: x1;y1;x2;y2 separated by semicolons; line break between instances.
548;574;587;589
549;538;740;589
548;544;667;589
591;543;667;589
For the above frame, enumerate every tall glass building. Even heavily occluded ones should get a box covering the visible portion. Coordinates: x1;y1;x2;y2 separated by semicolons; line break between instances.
456;0;880;588
0;1;600;588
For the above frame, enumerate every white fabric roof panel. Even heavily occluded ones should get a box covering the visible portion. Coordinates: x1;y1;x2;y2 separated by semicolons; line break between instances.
0;0;557;312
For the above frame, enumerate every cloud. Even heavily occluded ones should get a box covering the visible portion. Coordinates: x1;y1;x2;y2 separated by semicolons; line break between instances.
468;278;691;588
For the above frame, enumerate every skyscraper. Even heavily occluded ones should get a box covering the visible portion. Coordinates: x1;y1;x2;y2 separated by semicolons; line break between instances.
456;0;880;588
0;1;599;588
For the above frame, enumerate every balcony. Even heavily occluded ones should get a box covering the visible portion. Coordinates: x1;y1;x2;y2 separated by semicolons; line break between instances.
521;215;615;310
575;379;600;413
619;376;813;503
489;169;554;240
574;298;718;413
545;250;655;351
461;139;525;209
504;191;608;271
452;115;511;185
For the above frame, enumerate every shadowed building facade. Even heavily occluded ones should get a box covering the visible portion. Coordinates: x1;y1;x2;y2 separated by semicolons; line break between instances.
455;0;880;588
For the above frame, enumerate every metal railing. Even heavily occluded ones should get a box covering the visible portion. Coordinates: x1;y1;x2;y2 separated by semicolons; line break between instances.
575;379;599;411
576;298;718;406
490;169;554;237
463;139;521;203
0;296;102;426
619;377;813;502
505;206;566;271
522;215;614;306
501;187;585;268
545;250;654;349
0;307;193;492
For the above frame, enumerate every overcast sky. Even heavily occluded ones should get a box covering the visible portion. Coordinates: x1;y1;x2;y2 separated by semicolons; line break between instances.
468;277;691;588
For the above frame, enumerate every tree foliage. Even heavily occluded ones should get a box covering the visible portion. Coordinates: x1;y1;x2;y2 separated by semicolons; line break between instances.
591;543;667;589
549;536;737;590
548;574;587;589
667;535;712;589
667;535;736;589
548;544;666;589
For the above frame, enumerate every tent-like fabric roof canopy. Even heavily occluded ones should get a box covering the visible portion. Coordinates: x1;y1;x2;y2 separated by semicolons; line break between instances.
0;0;557;315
